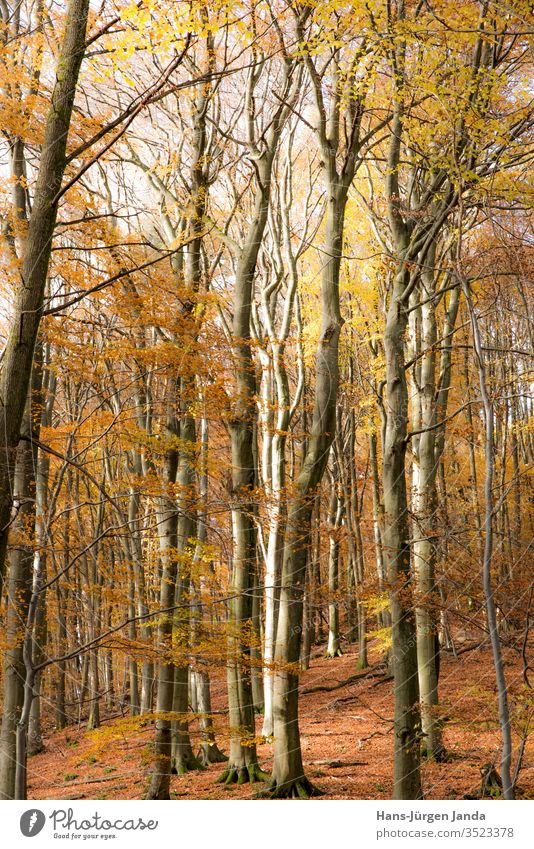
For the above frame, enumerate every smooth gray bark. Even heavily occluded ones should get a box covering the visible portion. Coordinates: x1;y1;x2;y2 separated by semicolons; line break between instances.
461;273;513;799
0;412;35;798
221;47;297;784
0;0;90;592
382;262;422;801
266;14;369;792
326;456;344;658
411;247;444;760
146;380;181;800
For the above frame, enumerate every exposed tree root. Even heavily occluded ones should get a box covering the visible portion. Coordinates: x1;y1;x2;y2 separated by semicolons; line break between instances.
171;752;205;775
301;662;385;694
370;674;394;688
146;778;170;800
421;745;447;763
306;759;368;768
197;743;227;766
257;776;324;799
325;648;343;658
216;763;269;785
443;641;483;658
480;763;503;798
28;741;45;757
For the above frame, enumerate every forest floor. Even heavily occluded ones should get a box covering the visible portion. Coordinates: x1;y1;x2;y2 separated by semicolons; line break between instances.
27;639;534;800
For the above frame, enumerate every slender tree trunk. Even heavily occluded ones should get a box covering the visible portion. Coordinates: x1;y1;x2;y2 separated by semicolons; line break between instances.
170;401;202;775
250;554;265;714
300;554;314;671
354;518;368;670
193;668;227;765
266;179;349;798
383;265;422;800
0;414;35;798
146;379;180;800
381;58;422;792
127;572;141;717
127;480;154;714
27;355;53;755
86;648;101;731
434;281;460;650
55;580;69;730
103;602;115;711
326;458;344;658
261;434;284;735
190;415;227;766
461;274;513;799
0;0;90;591
220;106;288;783
412;249;444;760
369;431;390;634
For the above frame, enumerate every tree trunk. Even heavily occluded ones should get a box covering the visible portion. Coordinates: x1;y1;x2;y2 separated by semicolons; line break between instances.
170;400;203;776
412;249;444;760
461;274;513;799
383;265;422;800
193;668;227;765
0;419;34;798
266;179;348;798
221;111;285;783
55;582;69;730
146;381;180;800
326;457;344;658
0;0;90;591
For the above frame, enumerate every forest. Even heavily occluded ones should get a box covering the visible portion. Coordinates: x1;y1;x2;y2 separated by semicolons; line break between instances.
0;0;532;804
